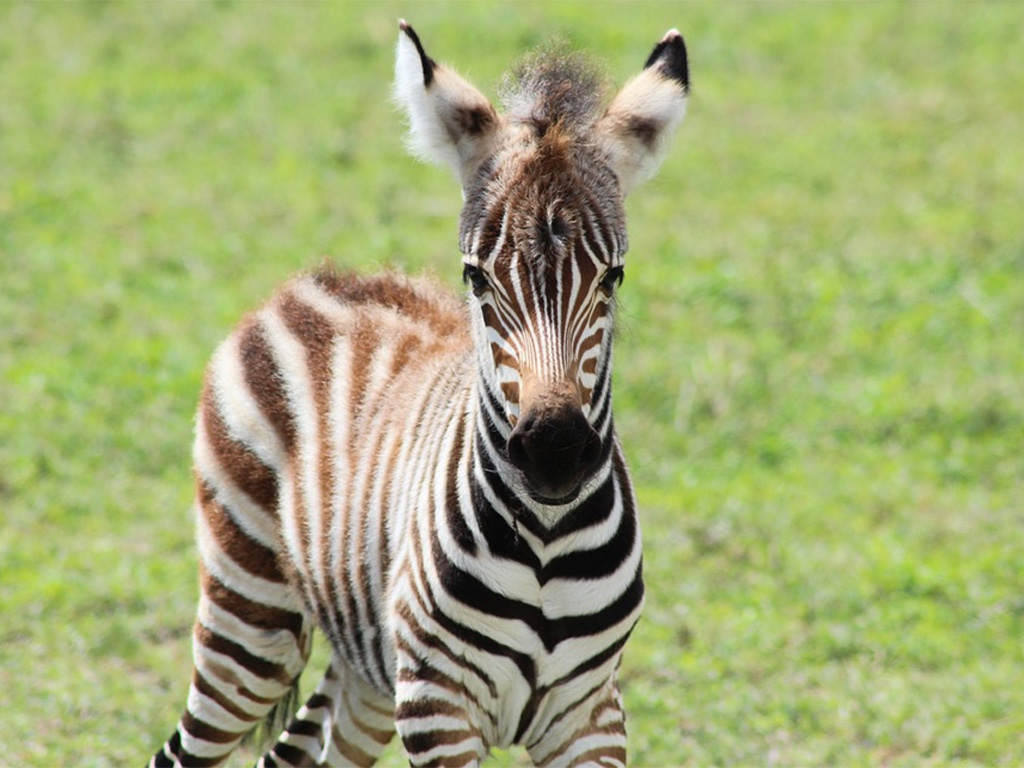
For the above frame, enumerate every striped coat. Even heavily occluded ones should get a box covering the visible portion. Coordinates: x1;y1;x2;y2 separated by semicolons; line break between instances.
151;21;688;768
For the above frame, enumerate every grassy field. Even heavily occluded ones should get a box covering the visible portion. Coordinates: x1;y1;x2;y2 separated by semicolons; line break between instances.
2;2;1022;765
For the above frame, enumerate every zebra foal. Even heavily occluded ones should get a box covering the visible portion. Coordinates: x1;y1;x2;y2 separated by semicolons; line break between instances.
151;21;688;768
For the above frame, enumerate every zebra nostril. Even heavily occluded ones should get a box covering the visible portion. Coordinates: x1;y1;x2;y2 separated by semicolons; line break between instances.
579;428;601;470
506;408;542;471
506;430;530;472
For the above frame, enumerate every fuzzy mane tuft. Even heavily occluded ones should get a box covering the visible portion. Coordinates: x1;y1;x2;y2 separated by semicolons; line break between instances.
499;42;607;137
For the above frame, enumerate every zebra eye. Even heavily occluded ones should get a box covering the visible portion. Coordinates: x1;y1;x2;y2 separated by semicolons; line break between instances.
462;264;489;297
599;266;625;296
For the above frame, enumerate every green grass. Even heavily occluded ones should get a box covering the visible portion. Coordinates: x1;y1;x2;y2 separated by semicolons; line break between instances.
2;2;1022;765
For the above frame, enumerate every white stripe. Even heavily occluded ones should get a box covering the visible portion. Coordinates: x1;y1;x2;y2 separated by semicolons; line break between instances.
540;549;641;621
193;418;278;550
196;596;305;678
195;510;298;612
191;639;286;703
261;308;323;607
326;337;354;648
208;330;286;472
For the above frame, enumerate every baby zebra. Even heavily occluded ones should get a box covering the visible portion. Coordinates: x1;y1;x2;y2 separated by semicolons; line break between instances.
150;20;688;768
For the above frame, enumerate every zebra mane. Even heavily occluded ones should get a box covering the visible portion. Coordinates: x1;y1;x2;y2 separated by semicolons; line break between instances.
499;41;607;137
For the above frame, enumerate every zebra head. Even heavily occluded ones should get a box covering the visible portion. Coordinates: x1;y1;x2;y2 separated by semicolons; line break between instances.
395;22;688;504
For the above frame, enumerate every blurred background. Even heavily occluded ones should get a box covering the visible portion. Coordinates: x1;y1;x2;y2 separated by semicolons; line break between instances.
1;2;1021;764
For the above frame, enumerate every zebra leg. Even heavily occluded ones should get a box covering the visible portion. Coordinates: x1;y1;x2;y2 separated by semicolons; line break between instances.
150;591;314;767
150;490;315;766
525;685;628;768
393;668;489;767
258;658;395;767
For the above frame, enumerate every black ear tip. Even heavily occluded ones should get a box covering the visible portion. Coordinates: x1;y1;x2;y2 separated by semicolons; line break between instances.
398;19;420;46
661;28;684;44
398;19;437;88
644;29;690;91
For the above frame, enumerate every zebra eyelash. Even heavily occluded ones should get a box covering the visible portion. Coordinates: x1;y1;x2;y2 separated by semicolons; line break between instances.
462;264;489;297
599;266;625;295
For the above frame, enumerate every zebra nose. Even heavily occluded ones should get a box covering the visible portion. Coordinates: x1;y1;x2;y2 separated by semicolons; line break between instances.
506;402;602;500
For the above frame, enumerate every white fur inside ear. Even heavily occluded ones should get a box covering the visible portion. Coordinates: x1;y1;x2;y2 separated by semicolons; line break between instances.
598;67;688;193
393;31;462;172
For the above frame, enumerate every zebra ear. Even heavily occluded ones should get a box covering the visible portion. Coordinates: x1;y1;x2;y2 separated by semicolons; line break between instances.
596;29;689;194
394;20;502;187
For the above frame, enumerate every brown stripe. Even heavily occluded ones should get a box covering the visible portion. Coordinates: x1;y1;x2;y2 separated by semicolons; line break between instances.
525;679;607;750
473;186;511;258
395;697;467;722
339;316;381;677
278;291;337;614
480;305;508;353
231;680;278;706
393;633;495;718
499;380;520;406
191;670;256;724
363;429;398;689
362;695;395;720
568;745;626;767
310;267;466;340
330;727;377;767
559;256;572;322
403;728;478;753
389;334;421;379
169;746;222;768
194;624;292;686
375;430;400;604
181;710;238;745
586;188;616;258
200;388;279;515
238;317;296;451
534;710;626;767
394;615;498;709
201;566;305;641
350;711;394;746
198;481;286;584
405;744;480;768
489;341;517;371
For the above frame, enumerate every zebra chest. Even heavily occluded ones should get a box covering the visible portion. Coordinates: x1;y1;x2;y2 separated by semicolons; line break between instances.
426;549;634;712
419;564;633;748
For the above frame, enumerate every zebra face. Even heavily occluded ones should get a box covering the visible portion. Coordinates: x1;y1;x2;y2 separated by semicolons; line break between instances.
459;132;627;502
394;22;689;503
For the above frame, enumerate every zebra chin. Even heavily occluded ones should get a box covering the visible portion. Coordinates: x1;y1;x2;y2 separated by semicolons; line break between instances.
519;468;593;506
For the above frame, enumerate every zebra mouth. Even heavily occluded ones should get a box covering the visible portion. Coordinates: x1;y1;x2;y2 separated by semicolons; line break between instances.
527;483;584;506
519;467;589;506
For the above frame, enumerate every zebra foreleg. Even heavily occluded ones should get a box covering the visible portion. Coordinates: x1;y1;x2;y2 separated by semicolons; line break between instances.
259;658;395;767
525;685;628;768
393;676;490;767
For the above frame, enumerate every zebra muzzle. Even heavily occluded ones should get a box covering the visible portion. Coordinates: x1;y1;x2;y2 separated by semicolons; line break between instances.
506;396;602;503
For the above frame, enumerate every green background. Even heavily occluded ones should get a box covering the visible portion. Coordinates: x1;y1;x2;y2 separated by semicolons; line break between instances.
1;2;1022;765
